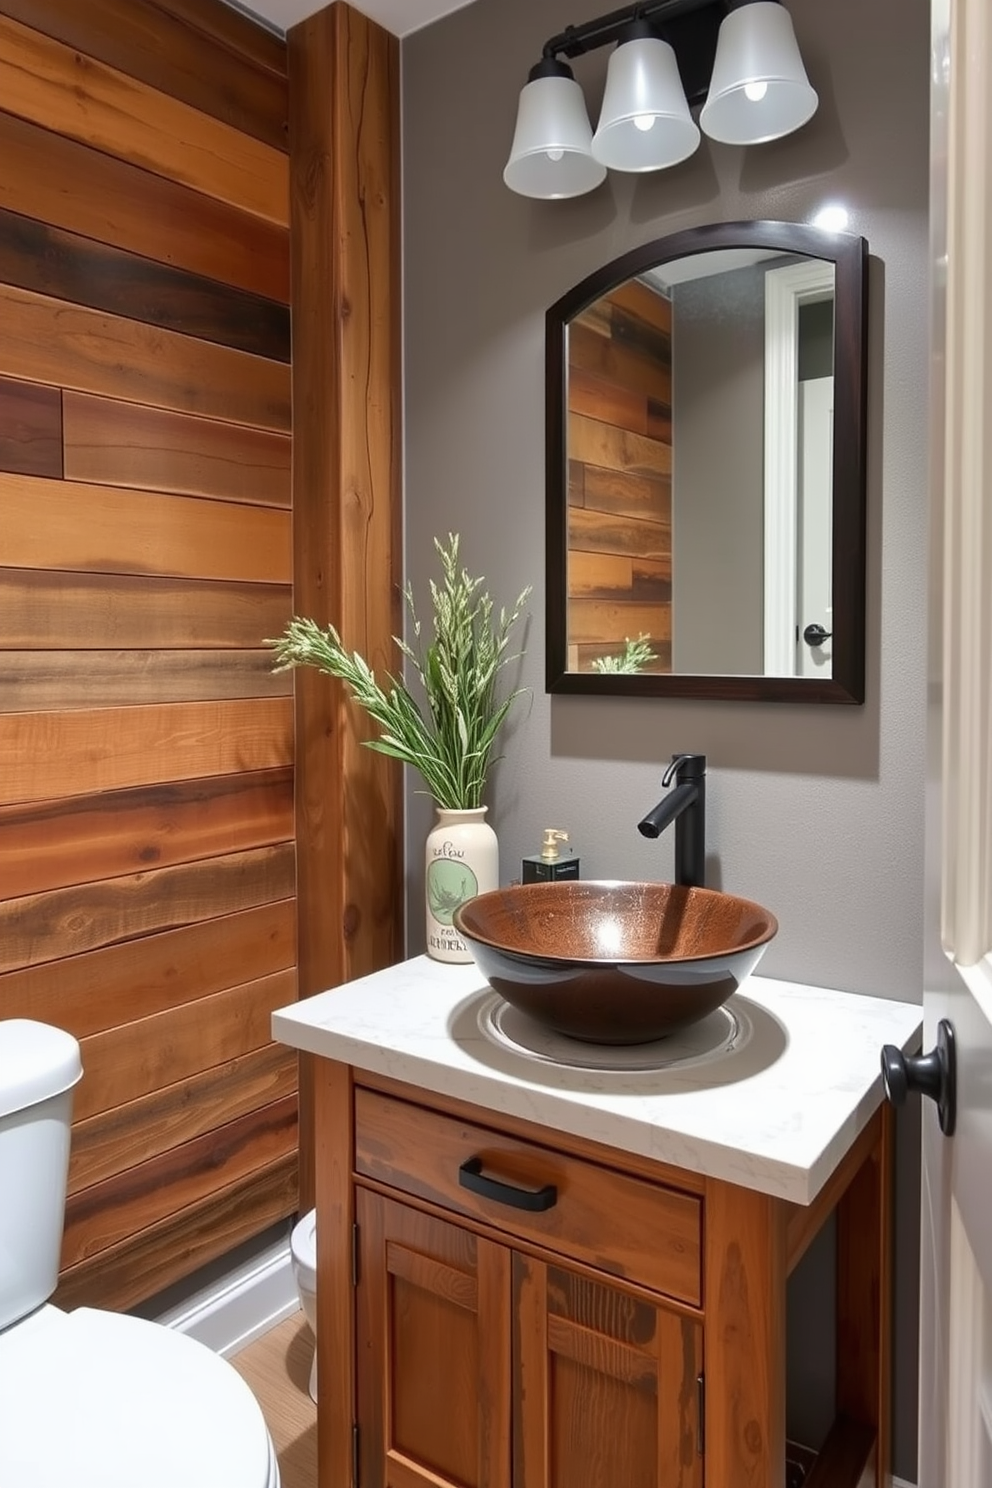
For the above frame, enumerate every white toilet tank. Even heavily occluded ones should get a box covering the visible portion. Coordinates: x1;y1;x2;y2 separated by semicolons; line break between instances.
0;1020;82;1332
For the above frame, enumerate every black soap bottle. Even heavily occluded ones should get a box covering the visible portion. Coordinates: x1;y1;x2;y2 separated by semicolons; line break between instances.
522;829;580;883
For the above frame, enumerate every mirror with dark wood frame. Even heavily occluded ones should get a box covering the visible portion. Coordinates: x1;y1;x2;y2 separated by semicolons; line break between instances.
545;220;868;703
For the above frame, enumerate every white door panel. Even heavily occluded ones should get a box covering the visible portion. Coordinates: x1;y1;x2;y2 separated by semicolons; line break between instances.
921;0;992;1481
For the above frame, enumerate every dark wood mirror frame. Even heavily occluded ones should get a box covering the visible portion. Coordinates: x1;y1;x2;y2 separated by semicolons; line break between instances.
545;220;869;703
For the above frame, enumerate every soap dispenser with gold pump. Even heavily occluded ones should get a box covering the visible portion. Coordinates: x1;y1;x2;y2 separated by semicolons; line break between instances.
522;828;580;884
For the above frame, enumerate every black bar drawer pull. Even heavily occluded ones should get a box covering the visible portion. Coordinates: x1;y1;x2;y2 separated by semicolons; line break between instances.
458;1156;558;1212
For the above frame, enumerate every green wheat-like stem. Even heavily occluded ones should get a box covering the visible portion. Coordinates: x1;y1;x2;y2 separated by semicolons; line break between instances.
591;633;658;675
266;534;530;810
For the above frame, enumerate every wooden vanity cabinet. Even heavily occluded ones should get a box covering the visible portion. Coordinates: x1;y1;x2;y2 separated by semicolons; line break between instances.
354;1187;702;1488
314;1060;892;1488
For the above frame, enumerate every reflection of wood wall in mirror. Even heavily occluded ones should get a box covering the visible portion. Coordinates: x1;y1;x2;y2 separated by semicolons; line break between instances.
566;279;673;673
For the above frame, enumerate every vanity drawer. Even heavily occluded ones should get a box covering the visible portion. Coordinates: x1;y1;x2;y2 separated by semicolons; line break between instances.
354;1086;701;1306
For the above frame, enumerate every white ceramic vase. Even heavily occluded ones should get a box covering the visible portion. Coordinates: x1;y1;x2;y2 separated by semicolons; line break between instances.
425;806;498;963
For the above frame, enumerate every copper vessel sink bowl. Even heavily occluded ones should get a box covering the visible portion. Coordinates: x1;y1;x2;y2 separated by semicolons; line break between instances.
453;880;778;1045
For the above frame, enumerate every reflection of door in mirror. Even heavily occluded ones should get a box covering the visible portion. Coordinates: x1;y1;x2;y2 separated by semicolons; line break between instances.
763;261;836;677
566;282;673;674
797;361;834;677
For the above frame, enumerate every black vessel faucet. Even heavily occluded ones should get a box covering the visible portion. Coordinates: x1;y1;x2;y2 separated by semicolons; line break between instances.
637;753;707;888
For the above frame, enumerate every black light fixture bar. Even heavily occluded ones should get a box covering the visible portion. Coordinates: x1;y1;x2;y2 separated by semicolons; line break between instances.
538;0;739;106
541;0;730;62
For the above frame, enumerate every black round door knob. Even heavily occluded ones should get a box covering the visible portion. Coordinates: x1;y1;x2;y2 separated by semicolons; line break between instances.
802;623;833;647
881;1018;956;1136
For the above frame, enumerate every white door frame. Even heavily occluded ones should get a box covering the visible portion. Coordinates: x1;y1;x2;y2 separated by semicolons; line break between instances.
763;259;836;674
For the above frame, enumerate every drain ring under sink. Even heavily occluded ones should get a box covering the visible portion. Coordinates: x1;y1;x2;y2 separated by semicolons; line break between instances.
479;992;752;1073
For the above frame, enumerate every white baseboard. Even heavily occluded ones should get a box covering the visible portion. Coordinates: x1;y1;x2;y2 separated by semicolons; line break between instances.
156;1234;300;1358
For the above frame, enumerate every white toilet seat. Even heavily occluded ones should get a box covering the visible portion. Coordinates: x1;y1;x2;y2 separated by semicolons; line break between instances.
0;1306;280;1488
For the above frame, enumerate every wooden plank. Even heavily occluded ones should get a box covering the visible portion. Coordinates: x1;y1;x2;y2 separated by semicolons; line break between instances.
7;644;287;703
72;968;297;1121
314;1059;355;1488
569;320;672;403
69;1041;298;1191
62;394;291;505
575;294;672;365
151;0;288;78
567;599;671;647
0;842;296;973
0;13;288;225
0;0;289;152
1;473;292;581
62;1095;298;1283
0;374;61;476
608;278;673;333
0;696;293;807
0;207;290;361
703;1180;787;1488
570;412;672;479
0;767;294;902
289;0;403;1022
646;396;671;443
568;550;672;603
0;285;291;431
568;550;633;598
0;112;289;301
582;465;671;522
54;1151;298;1313
0;649;290;713
568;506;671;560
0;899;297;1036
836;1106;891;1486
569;364;653;435
0;569;292;650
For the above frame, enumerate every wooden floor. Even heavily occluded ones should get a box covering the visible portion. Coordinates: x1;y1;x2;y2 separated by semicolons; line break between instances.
231;1310;317;1488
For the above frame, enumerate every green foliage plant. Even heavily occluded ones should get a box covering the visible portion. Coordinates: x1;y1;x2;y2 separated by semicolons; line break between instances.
591;633;658;674
266;534;531;811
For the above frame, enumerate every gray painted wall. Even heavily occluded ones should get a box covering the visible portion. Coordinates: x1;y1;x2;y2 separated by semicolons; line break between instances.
671;265;766;674
402;0;929;1474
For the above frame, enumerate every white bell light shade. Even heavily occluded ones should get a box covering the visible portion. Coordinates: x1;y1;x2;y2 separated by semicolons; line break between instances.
504;60;607;199
591;31;700;171
699;1;818;146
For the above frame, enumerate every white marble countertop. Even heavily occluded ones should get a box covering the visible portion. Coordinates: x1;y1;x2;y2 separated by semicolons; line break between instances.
272;955;922;1205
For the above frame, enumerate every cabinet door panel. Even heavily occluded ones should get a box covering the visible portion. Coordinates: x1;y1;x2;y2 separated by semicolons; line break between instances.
356;1188;511;1488
514;1255;702;1488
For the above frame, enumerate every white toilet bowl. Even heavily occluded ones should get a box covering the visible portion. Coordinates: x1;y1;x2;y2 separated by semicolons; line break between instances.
290;1207;318;1402
0;1305;280;1487
0;1018;280;1487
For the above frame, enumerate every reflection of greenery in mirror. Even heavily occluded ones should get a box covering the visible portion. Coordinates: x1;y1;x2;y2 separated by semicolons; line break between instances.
546;221;869;704
591;634;658;674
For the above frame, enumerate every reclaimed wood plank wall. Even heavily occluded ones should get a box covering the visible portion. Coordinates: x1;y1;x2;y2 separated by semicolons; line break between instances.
567;280;674;674
0;0;300;1311
287;2;404;1209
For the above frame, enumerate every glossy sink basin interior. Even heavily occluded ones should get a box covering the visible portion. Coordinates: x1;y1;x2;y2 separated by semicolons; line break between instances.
452;880;778;1045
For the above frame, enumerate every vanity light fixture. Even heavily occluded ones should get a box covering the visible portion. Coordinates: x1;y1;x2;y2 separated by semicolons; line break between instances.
503;0;818;200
